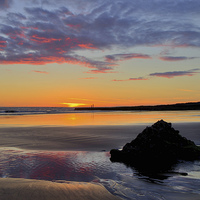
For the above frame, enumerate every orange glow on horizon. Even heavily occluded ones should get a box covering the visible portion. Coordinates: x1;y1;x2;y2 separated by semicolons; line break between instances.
0;110;199;128
61;103;87;107
2;97;188;108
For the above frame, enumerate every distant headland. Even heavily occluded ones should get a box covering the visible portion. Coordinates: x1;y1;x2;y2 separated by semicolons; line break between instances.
75;101;200;111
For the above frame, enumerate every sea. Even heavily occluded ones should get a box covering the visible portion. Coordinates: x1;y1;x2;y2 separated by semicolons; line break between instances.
0;107;200;200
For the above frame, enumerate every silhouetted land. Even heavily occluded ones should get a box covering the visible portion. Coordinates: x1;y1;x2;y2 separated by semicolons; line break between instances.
75;102;200;111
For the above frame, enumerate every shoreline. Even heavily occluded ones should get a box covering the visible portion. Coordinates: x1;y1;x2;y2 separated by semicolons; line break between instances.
75;101;200;111
1;110;200;127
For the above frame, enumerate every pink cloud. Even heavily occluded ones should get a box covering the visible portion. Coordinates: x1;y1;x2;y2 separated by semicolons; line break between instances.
78;43;98;49
32;70;49;74
7;31;26;40
67;24;81;30
113;77;148;81
30;35;61;44
0;54;115;73
0;40;7;47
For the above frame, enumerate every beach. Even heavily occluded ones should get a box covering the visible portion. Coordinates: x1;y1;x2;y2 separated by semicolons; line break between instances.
0;125;144;151
0;123;199;151
0;178;120;200
0;124;129;200
1;0;200;198
0;110;200;199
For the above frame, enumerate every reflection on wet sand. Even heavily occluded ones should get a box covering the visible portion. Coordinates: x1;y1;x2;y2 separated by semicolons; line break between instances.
0;148;125;182
1;110;200;127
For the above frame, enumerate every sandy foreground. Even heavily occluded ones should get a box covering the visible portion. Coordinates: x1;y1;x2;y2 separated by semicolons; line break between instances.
0;178;121;200
0;126;130;200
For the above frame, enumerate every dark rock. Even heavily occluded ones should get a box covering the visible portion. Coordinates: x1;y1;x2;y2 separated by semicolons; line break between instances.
5;110;17;113
110;120;200;173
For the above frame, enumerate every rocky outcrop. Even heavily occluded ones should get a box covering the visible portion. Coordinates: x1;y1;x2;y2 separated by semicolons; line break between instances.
110;120;200;172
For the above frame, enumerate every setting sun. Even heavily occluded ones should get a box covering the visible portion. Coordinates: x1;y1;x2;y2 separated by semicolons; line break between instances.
61;103;87;107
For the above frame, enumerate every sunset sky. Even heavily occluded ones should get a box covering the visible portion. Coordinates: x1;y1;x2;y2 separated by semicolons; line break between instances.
0;0;200;107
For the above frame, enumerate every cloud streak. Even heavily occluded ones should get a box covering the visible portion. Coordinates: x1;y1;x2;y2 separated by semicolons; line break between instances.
113;69;199;81
105;54;151;62
150;69;199;79
113;77;148;81
32;70;49;74
159;56;196;61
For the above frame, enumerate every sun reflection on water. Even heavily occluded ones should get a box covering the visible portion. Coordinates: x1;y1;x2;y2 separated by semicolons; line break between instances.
0;110;200;127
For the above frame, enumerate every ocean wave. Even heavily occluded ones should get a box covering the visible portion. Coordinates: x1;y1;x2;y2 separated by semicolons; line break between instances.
0;107;75;116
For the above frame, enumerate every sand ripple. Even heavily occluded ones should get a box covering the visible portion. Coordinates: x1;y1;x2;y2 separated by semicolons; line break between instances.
0;178;121;200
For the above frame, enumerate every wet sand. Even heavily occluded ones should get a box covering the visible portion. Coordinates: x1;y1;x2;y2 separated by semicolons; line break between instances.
0;123;199;151
0;123;199;200
0;125;139;200
0;178;121;200
0;125;145;151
